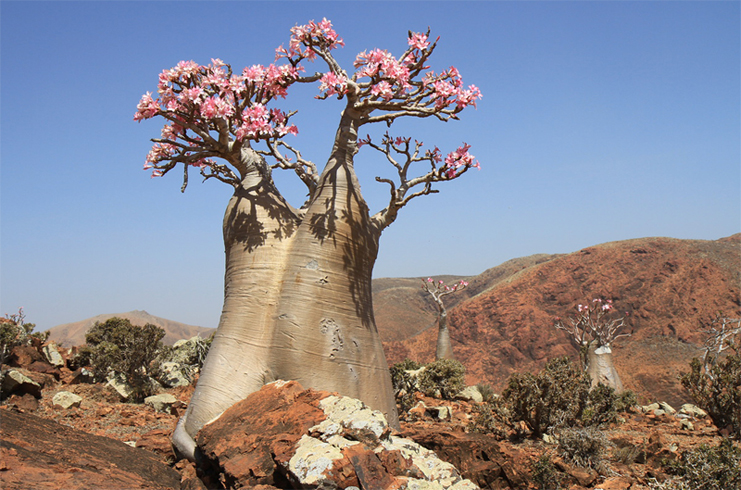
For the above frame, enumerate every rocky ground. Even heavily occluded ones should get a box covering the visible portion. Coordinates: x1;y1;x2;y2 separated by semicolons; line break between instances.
1;345;735;490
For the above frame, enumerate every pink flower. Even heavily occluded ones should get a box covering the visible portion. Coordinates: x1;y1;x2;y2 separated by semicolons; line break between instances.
134;92;159;121
408;32;430;50
371;81;394;101
200;95;234;119
443;143;479;177
318;72;347;97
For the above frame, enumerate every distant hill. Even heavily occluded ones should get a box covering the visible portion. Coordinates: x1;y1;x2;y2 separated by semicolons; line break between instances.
47;234;740;408
48;310;214;347
382;234;741;408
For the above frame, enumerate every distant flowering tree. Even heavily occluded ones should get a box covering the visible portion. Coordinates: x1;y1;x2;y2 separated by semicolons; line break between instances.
422;278;468;360
135;19;481;460
554;298;632;391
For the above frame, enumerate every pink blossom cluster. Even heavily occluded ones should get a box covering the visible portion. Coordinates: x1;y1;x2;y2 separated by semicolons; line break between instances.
423;67;482;110
423;277;469;295
353;47;414;101
276;18;344;62
578;298;614;313
318;72;348;97
442;144;480;178
134;58;301;176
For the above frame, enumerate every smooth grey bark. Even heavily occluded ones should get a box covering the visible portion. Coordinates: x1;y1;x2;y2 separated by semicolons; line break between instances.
172;113;398;461
585;341;624;393
435;310;454;360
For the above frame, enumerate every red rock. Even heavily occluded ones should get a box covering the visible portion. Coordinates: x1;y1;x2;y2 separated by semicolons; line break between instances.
401;424;519;488
0;407;180;489
7;345;43;368
5;393;38;411
342;443;402;490
196;381;329;487
136;428;176;463
26;361;61;380
598;476;633;489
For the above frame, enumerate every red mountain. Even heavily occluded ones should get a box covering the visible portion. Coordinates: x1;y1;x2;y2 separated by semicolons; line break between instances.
381;234;741;408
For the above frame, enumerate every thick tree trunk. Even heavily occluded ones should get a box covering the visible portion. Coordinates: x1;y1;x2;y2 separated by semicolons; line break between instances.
173;120;399;460
585;341;624;393
270;111;398;429
435;310;454;360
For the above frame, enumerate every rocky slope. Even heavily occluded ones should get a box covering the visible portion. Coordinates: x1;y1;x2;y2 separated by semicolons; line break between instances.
382;235;741;408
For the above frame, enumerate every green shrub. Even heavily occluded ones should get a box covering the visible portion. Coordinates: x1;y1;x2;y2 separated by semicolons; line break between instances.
418;358;466;400
557;426;610;470
389;359;423;412
80;317;165;402
680;354;740;439
531;454;561;490
501;357;590;436
1;309;47;388
583;384;636;426
475;383;497;403
664;439;741;490
500;357;633;437
467;402;508;438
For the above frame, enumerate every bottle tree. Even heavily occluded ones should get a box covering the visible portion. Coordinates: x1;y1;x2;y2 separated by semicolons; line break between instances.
553;298;632;392
421;278;468;360
135;19;481;460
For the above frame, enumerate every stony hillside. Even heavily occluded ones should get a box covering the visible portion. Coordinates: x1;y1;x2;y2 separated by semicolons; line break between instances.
382;234;741;408
48;310;214;347
373;254;560;342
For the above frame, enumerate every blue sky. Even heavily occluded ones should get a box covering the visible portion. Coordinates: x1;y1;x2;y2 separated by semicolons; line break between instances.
2;1;739;331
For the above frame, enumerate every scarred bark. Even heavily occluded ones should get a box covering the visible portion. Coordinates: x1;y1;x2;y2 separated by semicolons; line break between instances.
173;112;398;461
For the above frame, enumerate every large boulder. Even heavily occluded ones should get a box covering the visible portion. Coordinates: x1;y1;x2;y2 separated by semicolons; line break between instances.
0;408;181;489
195;380;479;490
1;370;42;399
41;342;65;368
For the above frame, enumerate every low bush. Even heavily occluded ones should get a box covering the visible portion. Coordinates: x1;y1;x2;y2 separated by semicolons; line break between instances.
501;357;590;437
500;357;634;437
475;382;496;403
663;439;741;490
531;453;561;490
389;359;422;412
557;426;611;470
680;347;740;438
79;317;165;401
1;308;47;388
417;358;466;400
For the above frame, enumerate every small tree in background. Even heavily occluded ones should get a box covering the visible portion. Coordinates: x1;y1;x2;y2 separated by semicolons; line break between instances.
680;315;741;438
554;298;632;391
421;278;468;360
1;308;47;387
80;317;166;401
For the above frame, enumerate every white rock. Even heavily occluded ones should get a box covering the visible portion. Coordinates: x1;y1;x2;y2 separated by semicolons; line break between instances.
287;434;344;485
42;343;65;368
658;401;676;414
449;480;480;490
144;393;177;413
456;386;483;403
314;395;388;438
52;391;82;409
159;362;192;388
642;403;660;412
405;479;446;490
679;403;707;418
1;369;41;396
